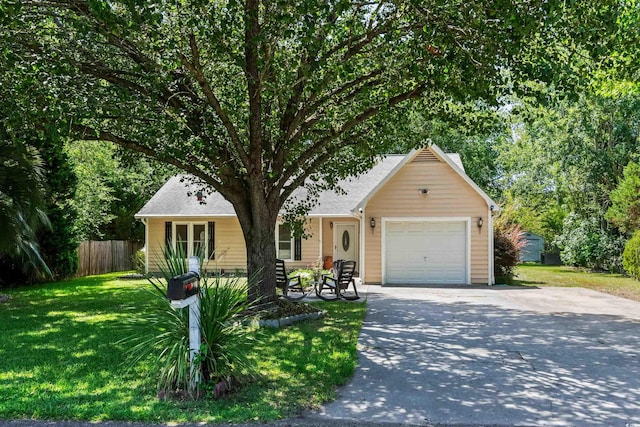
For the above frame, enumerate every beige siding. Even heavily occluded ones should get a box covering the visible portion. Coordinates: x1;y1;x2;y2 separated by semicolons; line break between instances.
285;217;321;269
364;159;490;284
145;217;323;273
147;217;167;272
210;217;248;273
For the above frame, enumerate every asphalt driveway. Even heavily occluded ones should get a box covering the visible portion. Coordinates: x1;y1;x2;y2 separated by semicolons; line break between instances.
312;285;640;426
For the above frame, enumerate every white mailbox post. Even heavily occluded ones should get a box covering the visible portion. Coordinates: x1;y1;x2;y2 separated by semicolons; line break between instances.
168;256;201;391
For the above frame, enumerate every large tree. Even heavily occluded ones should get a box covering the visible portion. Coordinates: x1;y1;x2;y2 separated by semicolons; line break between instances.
2;0;622;301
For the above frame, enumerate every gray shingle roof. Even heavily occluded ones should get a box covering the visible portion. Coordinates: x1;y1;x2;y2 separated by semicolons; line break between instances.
136;152;462;218
136;175;236;217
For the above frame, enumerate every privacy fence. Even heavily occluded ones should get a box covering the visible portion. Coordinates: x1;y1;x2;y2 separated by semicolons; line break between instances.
77;240;143;277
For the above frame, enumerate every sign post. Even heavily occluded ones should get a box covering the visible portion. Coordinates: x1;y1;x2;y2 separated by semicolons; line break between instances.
167;256;202;392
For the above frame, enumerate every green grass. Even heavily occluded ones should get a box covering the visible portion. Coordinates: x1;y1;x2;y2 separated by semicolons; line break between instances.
0;273;366;423
514;263;640;301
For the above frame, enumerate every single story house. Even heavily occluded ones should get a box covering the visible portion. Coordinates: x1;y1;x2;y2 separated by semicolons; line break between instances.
136;145;499;285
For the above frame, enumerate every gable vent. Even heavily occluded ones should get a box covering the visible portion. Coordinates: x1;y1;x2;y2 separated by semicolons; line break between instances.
412;149;439;163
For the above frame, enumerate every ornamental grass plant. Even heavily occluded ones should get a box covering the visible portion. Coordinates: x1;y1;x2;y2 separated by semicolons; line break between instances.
122;241;257;398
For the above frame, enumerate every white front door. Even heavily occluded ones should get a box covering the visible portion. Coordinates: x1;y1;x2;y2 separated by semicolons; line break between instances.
334;223;358;262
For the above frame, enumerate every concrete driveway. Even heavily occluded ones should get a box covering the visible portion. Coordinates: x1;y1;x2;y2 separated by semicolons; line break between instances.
312;285;640;426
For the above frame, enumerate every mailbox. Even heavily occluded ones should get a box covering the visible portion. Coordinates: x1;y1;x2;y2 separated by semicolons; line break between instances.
167;271;200;300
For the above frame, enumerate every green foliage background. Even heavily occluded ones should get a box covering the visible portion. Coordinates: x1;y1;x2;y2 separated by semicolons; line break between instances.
623;231;640;280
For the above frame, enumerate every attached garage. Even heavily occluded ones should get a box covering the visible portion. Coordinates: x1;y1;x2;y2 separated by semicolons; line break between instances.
383;219;469;285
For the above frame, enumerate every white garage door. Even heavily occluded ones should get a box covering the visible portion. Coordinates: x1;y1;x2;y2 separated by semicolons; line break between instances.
385;220;467;284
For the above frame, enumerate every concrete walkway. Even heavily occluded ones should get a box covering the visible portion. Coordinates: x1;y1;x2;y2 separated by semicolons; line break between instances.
311;284;640;426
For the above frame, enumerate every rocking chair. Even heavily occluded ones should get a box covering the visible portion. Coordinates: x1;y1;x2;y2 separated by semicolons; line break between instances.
315;259;359;301
276;259;307;300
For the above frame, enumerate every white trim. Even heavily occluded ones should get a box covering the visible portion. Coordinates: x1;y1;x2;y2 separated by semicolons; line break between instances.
487;206;493;285
134;213;237;218
173;221;208;258
355;150;419;212
134;212;362;219
428;145;500;212
489;210;496;285
141;217;149;273
275;222;295;261
318;218;323;263
359;210;366;284
381;217;471;285
354;145;500;214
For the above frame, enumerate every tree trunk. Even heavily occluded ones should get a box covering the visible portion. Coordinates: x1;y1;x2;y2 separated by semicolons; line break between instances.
233;194;279;306
244;218;278;305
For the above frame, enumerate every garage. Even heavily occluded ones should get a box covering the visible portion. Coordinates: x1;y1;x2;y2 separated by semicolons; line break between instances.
384;220;468;285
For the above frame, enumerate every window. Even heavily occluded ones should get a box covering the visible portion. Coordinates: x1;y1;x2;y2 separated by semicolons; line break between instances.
276;222;294;260
175;224;188;256
193;224;206;257
173;222;208;258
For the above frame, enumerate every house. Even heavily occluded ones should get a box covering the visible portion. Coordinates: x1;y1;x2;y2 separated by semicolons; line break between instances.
520;232;545;263
135;145;499;285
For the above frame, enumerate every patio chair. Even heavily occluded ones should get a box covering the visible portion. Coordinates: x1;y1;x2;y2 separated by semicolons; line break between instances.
276;259;307;300
315;259;359;301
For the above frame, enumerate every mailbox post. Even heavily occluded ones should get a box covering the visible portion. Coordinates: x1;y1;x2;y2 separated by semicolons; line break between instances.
167;257;201;391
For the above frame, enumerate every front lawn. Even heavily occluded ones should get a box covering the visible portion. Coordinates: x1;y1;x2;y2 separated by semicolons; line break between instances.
0;273;365;423
514;263;640;301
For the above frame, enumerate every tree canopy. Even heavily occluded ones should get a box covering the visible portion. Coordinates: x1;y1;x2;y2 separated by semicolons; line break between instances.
66;141;173;241
2;0;628;299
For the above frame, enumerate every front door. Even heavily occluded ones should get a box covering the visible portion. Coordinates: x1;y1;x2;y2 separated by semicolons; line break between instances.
334;223;358;262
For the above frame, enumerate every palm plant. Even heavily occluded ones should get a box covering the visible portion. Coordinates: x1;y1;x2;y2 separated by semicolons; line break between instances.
0;138;51;280
124;240;257;397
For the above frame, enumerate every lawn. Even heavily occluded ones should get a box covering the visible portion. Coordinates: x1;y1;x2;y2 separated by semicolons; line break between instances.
514;263;640;302
0;273;366;423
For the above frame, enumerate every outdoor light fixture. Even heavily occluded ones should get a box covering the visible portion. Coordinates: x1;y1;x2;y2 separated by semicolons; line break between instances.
420;188;430;195
330;221;334;229
477;217;484;228
370;218;376;229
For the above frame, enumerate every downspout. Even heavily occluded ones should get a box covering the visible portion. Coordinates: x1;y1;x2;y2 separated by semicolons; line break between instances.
487;207;493;285
357;207;366;284
318;218;323;265
489;205;500;285
141;217;149;274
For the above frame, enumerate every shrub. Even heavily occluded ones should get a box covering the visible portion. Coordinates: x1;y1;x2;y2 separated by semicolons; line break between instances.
122;241;257;398
494;221;526;283
623;231;640;280
132;248;146;274
554;213;626;272
289;268;330;288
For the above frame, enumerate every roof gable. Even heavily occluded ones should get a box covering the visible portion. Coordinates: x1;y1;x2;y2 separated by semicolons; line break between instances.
428;145;499;211
355;145;495;211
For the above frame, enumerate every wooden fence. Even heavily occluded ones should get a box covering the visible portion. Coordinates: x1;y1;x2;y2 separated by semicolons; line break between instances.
77;240;143;277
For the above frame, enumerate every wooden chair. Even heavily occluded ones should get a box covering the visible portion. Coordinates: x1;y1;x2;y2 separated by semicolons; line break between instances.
315;259;359;301
276;259;307;300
